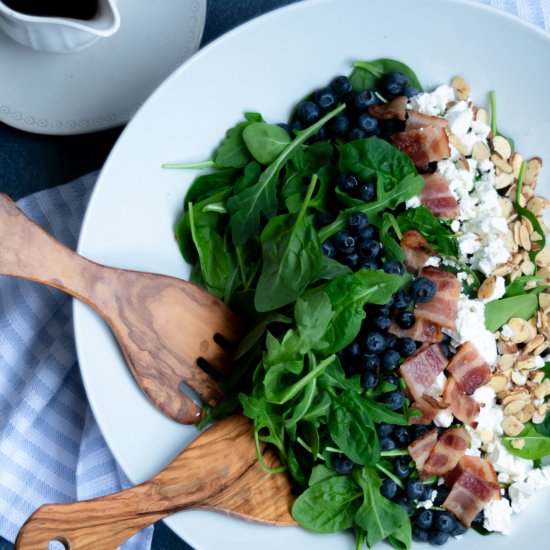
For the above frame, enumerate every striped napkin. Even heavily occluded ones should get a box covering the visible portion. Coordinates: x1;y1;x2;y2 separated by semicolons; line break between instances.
0;1;548;549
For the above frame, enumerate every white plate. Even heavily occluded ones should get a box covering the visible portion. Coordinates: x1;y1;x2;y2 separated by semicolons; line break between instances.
74;0;550;548
0;0;205;135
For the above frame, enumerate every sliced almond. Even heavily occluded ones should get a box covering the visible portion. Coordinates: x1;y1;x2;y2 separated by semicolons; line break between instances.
497;354;517;372
511;152;524;178
472;141;491;161
477;275;497;301
536;247;550;268
527;196;550;217
519;225;532;251
515;402;535;423
534;341;549;355
492;135;512;160
452;76;470;100
523;334;546;355
488;373;509;392
494;172;515;190
448;134;468;156
534;379;550;399
491;153;513;173
502;415;525;436
507;318;535;344
476;108;489;124
511;371;528;386
520;260;536;276
524;157;543;187
533;411;546;424
502;389;530;404
532;371;546;384
511;438;526;450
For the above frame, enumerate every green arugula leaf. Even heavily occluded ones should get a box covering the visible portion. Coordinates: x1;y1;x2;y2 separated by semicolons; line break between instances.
504;276;548;298
503;422;550;460
361;395;408;426
350;58;423;93
484;294;538;332
291;475;362;534
227;103;345;246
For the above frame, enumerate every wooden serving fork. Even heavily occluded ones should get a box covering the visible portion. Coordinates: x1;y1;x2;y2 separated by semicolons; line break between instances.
15;415;297;550
0;193;244;424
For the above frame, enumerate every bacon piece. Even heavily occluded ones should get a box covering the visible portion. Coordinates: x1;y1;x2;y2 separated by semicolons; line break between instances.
409;395;448;425
406;110;448;130
408;429;439;472
392;126;451;167
443;471;500;527
443;376;480;427
368;96;408;120
444;455;499;488
419;173;460;219
423;427;470;477
399;230;435;273
414;266;460;330
389;318;443;343
399;344;448;400
447;341;492;395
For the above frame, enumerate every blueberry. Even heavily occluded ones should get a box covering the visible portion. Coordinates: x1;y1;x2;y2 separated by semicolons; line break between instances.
381;390;406;410
358;182;376;202
316;212;335;227
360;369;379;389
314;87;337;110
343;252;361;269
393;456;410;479
450;521;468;536
405;478;425;500
393;494;413;514
330;75;353;99
410;277;437;303
333;455;355;475
412;526;429;543
392;289;412;310
357;223;377;241
290;118;304;132
433;487;451;506
346;127;366;141
439;341;453;359
429;530;449;546
377;303;391;316
365;331;386;354
404;85;421;98
330;115;350;136
357;113;378;134
421;484;434;501
334;230;356;253
359;239;381;259
373;315;392;331
379;437;396;452
383;260;405;276
408;425;430;441
395;310;415;329
346;341;362;358
380;478;398;500
392;425;409;447
361;259;379;270
381;349;401;370
321;240;336;258
385;333;397;350
297;100;320;124
337;173;359;195
383;71;408;97
376;423;394;437
398;337;417;357
361;353;379;370
347;211;369;232
354;89;378;110
415;508;433;530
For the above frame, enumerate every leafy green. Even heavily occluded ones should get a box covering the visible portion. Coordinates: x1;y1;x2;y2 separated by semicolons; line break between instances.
242;122;292;164
350;59;423;93
503;423;550;460
504;276;548;298
489;91;514;152
484;294;539;332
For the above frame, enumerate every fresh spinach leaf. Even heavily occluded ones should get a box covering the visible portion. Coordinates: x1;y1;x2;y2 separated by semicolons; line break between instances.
535;408;550;438
503;423;550;460
234;312;292;360
380;212;406;262
183;168;238;205
484;294;538;332
214;112;263;168
361;395;408;426
227;103;345;246
292;475;362;534
320;269;403;353
328;390;380;466
243;122;292;165
350;58;423;93
308;464;336;486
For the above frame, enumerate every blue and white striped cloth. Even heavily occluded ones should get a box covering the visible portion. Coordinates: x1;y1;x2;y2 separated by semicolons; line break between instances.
0;173;152;548
0;1;548;549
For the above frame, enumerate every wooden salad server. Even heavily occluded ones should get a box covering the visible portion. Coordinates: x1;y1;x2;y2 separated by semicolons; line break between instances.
15;415;297;550
0;193;244;424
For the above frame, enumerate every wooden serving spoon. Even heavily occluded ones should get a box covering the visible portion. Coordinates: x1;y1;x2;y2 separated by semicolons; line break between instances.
0;193;244;424
15;415;297;550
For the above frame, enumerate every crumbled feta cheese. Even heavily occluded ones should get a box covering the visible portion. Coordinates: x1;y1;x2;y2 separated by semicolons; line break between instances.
405;196;421;209
423;256;441;268
457;271;468;282
450;219;461;233
509;466;550;513
535;355;545;368
501;324;514;338
454;295;498;365
434;409;454;428
408;85;455;116
486;441;533;483
458;232;481;255
481;275;506;303
444;101;473;137
483;498;512;535
418;499;434;510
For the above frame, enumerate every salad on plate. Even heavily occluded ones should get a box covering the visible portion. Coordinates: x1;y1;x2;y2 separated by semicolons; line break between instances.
165;58;550;549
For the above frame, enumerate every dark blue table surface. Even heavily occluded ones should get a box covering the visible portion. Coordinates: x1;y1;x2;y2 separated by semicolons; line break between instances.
0;1;299;548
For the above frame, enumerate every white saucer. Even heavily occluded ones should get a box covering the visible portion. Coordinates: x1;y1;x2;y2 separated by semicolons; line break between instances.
0;0;206;135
